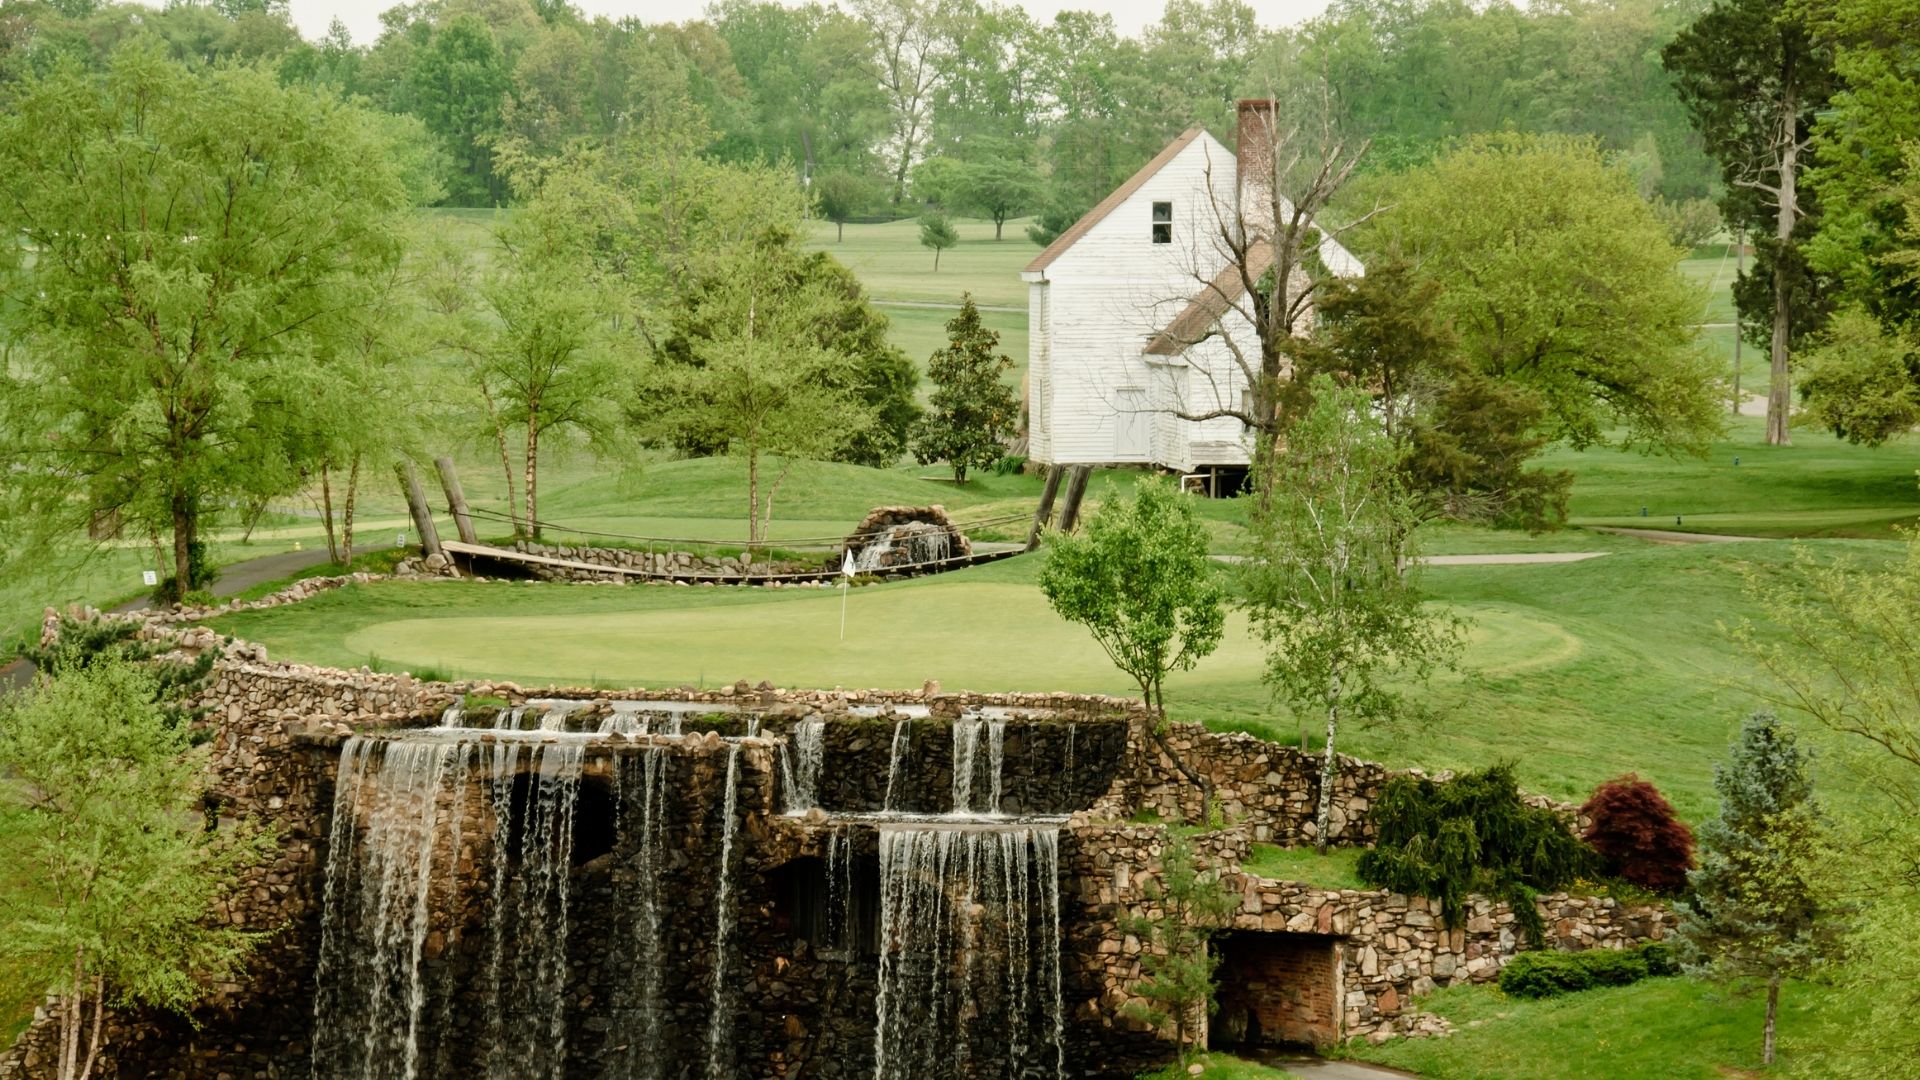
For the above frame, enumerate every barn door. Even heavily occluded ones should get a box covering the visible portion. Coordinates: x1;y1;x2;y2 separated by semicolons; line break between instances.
1114;387;1150;459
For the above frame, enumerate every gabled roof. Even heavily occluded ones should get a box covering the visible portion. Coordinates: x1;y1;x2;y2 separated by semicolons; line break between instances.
1143;221;1364;357
1024;127;1206;275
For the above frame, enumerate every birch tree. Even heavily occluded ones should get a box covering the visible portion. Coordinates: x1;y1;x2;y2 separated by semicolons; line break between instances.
1243;375;1462;851
852;0;946;205
0;658;270;1080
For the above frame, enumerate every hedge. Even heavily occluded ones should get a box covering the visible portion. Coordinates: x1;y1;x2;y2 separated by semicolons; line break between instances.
1497;943;1681;999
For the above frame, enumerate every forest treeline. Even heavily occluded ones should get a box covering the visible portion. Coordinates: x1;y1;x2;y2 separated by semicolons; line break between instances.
0;0;1724;227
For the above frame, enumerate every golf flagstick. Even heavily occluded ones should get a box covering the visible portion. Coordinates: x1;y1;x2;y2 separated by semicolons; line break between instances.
840;549;854;639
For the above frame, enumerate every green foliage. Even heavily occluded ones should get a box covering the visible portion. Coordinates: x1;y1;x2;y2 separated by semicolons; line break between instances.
1795;307;1920;446
1245;375;1463;846
1673;711;1827;1064
910;296;1020;483
1650;196;1725;251
0;658;272;1079
0;45;409;598
812;171;873;241
1359;135;1723;456
409;15;510;205
947;152;1042;240
25;616;216;734
151;540;217;606
1356;763;1597;942
1497;943;1681;1000
1118;836;1240;1064
918;210;959;271
1024;196;1086;247
1039;477;1224;712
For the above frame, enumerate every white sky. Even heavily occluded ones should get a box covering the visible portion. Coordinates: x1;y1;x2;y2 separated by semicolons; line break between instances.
286;0;1338;45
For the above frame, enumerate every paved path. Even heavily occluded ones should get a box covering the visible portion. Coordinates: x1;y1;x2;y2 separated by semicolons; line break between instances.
1264;1057;1422;1080
1587;526;1761;544
1215;551;1610;567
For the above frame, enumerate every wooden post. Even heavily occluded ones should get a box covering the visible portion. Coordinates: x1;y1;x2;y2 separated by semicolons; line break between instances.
1055;465;1093;534
1024;465;1065;551
395;459;444;558
434;456;478;545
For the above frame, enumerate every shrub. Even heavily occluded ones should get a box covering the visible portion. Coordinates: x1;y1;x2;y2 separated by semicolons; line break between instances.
1581;774;1694;895
1498;943;1678;999
1356;762;1597;943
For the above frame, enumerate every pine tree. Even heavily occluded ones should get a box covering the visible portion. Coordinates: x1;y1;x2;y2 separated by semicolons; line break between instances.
910;296;1020;483
1675;712;1826;1066
1118;836;1240;1065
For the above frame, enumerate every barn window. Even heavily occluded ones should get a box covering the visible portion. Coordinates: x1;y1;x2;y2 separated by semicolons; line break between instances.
1152;201;1173;243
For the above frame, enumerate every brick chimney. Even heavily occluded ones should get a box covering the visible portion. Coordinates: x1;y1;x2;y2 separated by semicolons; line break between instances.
1236;98;1277;239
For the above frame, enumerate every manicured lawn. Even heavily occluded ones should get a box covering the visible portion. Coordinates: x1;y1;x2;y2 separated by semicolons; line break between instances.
1345;978;1847;1079
803;216;1038;309
207;539;1888;820
1240;845;1369;890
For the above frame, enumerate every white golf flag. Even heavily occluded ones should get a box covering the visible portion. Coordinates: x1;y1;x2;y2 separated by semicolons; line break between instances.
842;550;855;577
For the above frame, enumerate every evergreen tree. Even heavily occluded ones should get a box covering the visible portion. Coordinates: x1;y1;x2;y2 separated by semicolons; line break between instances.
910;296;1019;483
1118;836;1239;1065
1675;712;1826;1066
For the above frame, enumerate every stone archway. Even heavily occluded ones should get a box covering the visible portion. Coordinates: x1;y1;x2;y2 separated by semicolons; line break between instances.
1211;930;1343;1051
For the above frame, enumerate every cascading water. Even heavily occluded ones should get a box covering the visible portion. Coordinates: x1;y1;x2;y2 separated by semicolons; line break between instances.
706;744;742;1079
882;718;912;812
780;718;827;814
311;733;585;1080
871;824;1067;1080
853;522;954;573
950;718;1007;815
605;746;671;1080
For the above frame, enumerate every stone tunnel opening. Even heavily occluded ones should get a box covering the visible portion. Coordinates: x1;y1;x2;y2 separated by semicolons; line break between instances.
1210;930;1342;1052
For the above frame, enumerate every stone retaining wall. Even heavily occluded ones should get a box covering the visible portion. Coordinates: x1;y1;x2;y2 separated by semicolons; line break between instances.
507;539;828;581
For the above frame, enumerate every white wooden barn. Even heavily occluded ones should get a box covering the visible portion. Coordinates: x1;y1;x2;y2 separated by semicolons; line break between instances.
1020;100;1364;487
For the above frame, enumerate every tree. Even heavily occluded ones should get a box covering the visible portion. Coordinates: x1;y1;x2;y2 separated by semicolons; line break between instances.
1363;135;1723;458
1795;307;1920;445
0;657;270;1080
910;296;1019;482
851;0;945;205
410;14;511;205
1674;712;1825;1067
813;170;871;242
1283;257;1573;531
1118;836;1239;1065
1039;478;1226;823
1243;376;1463;851
0;48;407;600
1666;0;1838;445
1580;774;1695;895
1737;539;1920;1077
650;249;873;546
918;210;958;271
950;153;1041;240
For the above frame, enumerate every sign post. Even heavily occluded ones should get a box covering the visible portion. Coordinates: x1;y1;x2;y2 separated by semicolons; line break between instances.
840;549;855;640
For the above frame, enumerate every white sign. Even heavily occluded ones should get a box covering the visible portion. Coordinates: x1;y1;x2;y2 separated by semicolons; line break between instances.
396;532;407;548
142;570;158;587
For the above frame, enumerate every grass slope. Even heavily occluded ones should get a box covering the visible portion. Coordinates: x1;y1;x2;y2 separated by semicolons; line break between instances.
803;216;1038;309
1346;978;1847;1079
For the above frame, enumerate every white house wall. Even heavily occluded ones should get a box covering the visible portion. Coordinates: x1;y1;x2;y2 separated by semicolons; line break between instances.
1026;132;1240;467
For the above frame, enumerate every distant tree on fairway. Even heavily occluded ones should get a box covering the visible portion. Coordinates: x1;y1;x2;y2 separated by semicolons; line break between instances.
951;153;1042;240
919;210;959;270
1665;0;1837;446
813;171;871;242
911;297;1019;482
0;658;271;1080
1040;477;1225;822
1245;376;1464;851
1118;836;1239;1064
0;47;407;600
1675;712;1826;1067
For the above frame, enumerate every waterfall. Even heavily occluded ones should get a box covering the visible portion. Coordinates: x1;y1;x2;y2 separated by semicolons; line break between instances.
606;747;670;1080
311;734;584;1080
781;718;827;814
872;824;1067;1080
853;522;954;573
950;719;1007;816
881;719;912;812
705;743;743;1080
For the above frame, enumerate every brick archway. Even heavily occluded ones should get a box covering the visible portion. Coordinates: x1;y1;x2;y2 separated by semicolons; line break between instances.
1211;930;1343;1050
